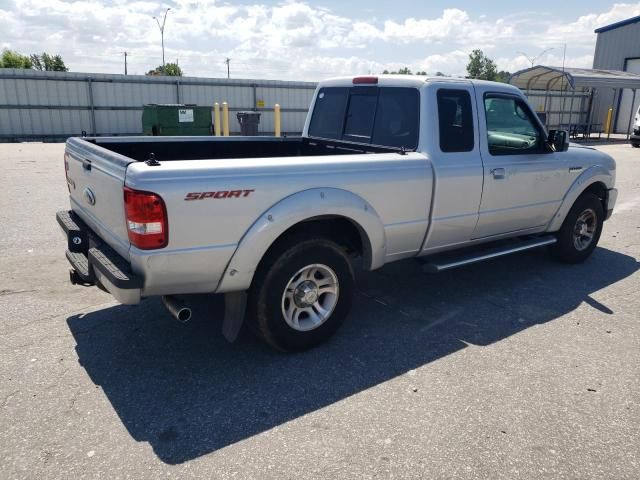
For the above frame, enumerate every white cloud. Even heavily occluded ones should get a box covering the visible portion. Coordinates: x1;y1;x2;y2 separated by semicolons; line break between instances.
542;2;640;45
382;9;515;48
410;50;470;76
0;1;638;79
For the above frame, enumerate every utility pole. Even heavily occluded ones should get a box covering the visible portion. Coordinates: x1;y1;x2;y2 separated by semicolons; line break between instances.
153;8;171;67
123;51;129;75
225;57;231;79
517;48;554;68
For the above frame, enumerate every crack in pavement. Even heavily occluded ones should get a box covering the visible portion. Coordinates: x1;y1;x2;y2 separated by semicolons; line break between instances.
1;390;20;408
1;300;118;338
0;289;37;297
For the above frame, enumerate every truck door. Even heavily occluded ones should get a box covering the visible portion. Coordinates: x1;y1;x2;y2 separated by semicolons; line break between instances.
421;84;484;252
472;90;571;239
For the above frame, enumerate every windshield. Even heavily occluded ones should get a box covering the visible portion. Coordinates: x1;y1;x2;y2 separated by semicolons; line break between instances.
308;86;419;150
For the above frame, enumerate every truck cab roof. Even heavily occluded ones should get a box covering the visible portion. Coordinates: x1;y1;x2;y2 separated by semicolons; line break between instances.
318;75;522;94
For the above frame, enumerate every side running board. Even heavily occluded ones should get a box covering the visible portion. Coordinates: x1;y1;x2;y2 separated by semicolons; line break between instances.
422;235;557;273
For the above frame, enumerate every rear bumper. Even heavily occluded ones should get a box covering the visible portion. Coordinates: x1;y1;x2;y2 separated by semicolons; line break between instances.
57;210;143;304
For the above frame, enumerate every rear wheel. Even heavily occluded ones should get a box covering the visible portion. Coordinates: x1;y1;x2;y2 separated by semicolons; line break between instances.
631;143;640;148
552;193;604;263
247;235;355;352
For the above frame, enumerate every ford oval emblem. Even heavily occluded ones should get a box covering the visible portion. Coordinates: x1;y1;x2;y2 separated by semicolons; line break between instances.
83;188;96;206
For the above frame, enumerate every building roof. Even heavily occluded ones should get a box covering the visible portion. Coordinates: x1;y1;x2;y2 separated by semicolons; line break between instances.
509;65;640;91
594;15;640;33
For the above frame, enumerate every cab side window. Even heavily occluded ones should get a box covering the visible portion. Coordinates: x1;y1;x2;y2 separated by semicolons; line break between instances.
437;89;474;152
484;95;543;155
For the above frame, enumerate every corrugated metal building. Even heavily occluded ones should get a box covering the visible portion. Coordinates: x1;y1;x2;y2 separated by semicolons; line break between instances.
592;15;640;133
0;69;317;141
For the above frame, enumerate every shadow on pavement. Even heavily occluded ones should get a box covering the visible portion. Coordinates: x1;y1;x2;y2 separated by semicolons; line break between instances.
67;247;638;464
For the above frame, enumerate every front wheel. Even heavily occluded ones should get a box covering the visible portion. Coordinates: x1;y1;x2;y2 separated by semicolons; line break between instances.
551;193;604;263
247;235;355;352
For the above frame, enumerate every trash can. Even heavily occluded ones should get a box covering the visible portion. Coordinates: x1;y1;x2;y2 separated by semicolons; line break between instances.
236;112;261;136
142;104;213;136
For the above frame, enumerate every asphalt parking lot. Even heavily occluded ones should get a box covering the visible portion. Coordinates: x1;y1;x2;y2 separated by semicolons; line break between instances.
1;141;639;479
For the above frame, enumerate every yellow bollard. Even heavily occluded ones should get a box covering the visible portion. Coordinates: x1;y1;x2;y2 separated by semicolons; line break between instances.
604;107;613;138
213;102;221;136
222;102;229;137
274;103;281;137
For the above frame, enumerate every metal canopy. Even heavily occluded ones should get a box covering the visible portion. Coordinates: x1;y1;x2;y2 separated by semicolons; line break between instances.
509;65;640;91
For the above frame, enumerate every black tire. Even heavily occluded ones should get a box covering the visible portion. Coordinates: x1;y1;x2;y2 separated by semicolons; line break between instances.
247;235;355;352
631;143;640;148
552;193;604;264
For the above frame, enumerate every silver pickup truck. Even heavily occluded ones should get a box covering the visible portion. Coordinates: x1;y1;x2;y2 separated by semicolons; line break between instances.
57;75;617;351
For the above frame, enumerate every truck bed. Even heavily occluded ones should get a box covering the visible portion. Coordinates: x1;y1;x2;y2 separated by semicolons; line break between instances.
85;136;399;162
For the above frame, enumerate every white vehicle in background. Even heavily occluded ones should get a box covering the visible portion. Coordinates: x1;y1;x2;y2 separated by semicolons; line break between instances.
57;75;617;352
631;105;640;147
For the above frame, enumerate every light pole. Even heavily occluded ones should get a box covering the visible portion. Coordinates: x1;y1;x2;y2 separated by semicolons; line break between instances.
517;48;555;68
224;57;231;79
153;8;171;67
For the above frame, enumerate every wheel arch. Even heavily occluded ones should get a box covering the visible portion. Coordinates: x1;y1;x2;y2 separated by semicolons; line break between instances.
547;166;612;232
215;188;386;293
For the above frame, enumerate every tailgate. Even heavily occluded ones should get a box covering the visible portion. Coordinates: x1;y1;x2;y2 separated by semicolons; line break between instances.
65;137;135;260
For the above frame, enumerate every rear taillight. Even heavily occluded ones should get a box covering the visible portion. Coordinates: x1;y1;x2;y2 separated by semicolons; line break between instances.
124;187;168;249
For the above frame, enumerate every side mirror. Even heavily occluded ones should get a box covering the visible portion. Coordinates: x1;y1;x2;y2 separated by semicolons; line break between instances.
548;129;569;152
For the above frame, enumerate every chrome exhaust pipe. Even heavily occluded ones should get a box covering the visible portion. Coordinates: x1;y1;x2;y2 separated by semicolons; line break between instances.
162;295;192;323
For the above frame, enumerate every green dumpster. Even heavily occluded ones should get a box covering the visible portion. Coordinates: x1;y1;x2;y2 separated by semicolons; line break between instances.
142;104;213;136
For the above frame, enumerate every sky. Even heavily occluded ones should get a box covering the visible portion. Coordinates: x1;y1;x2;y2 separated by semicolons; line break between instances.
1;0;639;80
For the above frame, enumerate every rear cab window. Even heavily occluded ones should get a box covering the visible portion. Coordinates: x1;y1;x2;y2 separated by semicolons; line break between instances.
309;86;420;150
437;89;474;152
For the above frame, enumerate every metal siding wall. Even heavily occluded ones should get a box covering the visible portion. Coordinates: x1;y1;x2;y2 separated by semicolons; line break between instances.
92;81;177;107
591;87;620;133
256;86;311;109
592;22;640;132
0;69;317;140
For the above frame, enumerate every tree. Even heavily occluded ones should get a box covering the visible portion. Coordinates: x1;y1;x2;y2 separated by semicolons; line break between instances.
0;49;32;69
496;70;511;83
382;67;427;75
146;62;183;76
30;53;68;72
466;49;499;81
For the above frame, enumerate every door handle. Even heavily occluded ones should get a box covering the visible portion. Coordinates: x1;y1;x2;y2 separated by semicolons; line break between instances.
82;159;92;171
490;167;505;179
